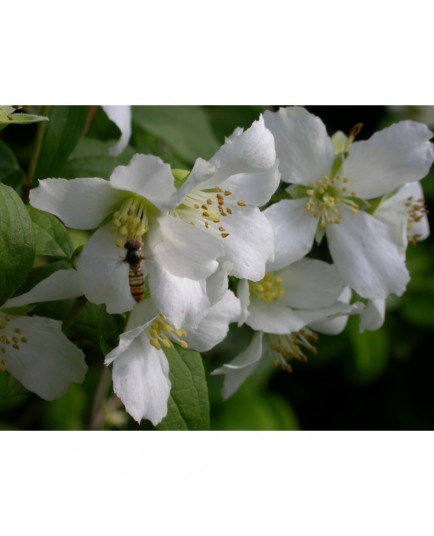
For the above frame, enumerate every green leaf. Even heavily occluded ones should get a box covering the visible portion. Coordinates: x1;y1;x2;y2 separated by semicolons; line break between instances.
204;105;267;141
71;302;126;355
157;345;210;430
34;106;89;179
131;128;189;169
345;317;389;384
61;138;135;179
211;383;299;431
132;106;220;164
85;106;124;141
27;206;74;258
0;106;49;126
0;141;26;188
0;183;35;306
41;384;86;430
0;370;30;402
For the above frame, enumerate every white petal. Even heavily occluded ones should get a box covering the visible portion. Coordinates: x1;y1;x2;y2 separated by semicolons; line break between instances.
104;320;152;366
167;158;217;207
219;205;274;281
264;106;335;185
124;298;160;331
264;199;318;271
279;258;345;309
387;180;426;204
327;207;410;299
103;105;132;156
205;116;280;206
344;121;434;199
212;331;264;399
109;154;176;211
294;300;361;330
235;278;250;326
108;332;171;425
29;178;121;229
4;315;87;400
76;224;136;314
247;296;308;334
359;298;386;332
149;215;223;279
205;260;232;305
148;264;210;329
373;196;409;257
308;287;353;335
218;162;280;207
4;269;82;308
184;290;241;352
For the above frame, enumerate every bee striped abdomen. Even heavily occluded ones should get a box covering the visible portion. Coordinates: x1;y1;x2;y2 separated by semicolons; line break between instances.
124;239;145;303
129;264;145;302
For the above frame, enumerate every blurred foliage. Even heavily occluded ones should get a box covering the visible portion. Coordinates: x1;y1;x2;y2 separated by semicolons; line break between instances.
1;105;434;430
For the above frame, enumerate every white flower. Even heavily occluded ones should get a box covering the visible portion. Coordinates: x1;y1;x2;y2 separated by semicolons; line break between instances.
1;271;87;400
212;257;360;398
29;116;279;325
105;291;240;425
168;115;281;281
358;181;429;332
263;106;434;300
374;181;429;248
102;105;132;156
29;154;224;327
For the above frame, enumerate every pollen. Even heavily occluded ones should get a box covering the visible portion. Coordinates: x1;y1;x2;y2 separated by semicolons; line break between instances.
0;312;29;360
249;272;284;302
146;315;188;351
405;196;428;242
269;329;318;371
171;184;248;240
304;175;360;227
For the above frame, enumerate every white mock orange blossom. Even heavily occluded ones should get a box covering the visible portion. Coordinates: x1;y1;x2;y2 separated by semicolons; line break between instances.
263;106;434;300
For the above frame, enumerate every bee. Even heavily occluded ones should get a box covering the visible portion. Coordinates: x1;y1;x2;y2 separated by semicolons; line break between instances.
124;239;145;302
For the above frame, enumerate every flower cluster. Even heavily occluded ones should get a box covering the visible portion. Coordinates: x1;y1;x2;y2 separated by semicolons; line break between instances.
3;106;432;427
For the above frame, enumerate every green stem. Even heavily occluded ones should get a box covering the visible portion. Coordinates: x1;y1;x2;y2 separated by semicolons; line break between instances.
62;295;88;331
22;105;50;202
88;366;112;430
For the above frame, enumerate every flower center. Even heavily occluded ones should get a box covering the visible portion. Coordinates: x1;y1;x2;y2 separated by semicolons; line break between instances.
305;175;360;227
268;329;318;372
111;196;156;246
146;315;188;351
249;273;284;302
171;186;247;239
0;313;29;371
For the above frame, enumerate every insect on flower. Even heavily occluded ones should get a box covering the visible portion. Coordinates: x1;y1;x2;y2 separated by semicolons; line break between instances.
124;239;145;302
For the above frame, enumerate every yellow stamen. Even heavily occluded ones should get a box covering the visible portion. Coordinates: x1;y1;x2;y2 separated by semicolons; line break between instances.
112;196;155;246
146;315;189;350
249;273;284;302
269;329;318;370
304;175;359;226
